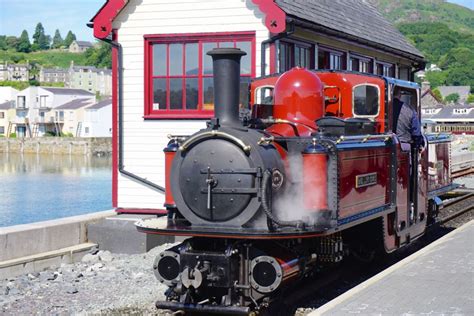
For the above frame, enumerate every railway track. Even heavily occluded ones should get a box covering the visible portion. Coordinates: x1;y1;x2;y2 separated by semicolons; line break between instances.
437;192;474;224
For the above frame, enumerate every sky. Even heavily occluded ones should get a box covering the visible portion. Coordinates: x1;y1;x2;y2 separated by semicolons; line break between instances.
0;0;104;42
0;0;473;43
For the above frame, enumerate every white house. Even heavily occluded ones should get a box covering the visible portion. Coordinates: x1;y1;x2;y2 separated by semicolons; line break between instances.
13;87;95;137
90;0;424;211
82;99;112;137
69;40;94;53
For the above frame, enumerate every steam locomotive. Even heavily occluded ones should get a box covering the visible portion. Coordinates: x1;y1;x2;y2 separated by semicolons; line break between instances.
136;48;454;315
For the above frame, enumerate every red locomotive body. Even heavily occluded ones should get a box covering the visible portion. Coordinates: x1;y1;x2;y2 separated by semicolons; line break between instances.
137;48;453;314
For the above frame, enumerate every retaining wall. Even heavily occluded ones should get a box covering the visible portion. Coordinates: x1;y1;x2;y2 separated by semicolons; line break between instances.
0;137;112;156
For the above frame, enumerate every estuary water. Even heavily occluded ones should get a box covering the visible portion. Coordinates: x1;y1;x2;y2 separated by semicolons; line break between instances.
0;153;112;227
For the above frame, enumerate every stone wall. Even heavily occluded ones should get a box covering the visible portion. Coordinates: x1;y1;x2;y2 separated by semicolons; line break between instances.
0;138;112;156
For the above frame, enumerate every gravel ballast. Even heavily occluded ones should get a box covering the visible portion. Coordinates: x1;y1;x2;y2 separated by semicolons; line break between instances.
0;244;175;315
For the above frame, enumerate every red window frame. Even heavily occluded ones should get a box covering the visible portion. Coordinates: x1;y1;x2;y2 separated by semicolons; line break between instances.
144;31;256;119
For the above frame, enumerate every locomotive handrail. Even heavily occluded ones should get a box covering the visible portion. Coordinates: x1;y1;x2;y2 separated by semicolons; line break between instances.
179;130;252;154
260;118;317;136
335;134;392;144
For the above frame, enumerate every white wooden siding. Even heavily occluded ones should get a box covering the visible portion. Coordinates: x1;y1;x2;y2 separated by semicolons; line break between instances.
113;0;269;208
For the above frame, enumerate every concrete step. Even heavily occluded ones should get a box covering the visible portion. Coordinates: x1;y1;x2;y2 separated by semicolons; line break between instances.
87;214;177;254
0;243;96;279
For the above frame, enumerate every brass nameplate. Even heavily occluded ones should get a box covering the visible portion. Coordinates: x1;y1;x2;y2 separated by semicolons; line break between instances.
356;172;377;188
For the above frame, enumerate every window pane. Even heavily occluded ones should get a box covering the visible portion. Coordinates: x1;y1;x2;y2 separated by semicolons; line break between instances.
220;41;234;48
153;78;167;110
169;44;183;76
203;77;214;111
239;77;251;110
170;78;183;109
350;58;359;71
153;44;167;76
236;41;251;75
202;42;217;75
186;78;199;110
318;50;327;69
295;47;301;67
185;43;198;75
354;85;379;116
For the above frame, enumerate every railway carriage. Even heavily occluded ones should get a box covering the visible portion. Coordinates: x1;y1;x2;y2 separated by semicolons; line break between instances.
136;48;454;315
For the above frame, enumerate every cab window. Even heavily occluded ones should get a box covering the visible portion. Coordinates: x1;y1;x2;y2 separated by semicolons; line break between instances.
353;85;379;117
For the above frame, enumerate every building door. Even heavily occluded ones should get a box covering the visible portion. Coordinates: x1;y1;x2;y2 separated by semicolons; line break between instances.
17;126;26;138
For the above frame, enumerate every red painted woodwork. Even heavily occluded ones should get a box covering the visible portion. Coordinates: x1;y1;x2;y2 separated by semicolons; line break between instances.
91;0;128;39
338;148;390;219
251;0;287;34
144;32;256;119
266;68;324;137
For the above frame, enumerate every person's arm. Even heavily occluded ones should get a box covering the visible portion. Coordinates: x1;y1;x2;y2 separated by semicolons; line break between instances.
411;110;424;147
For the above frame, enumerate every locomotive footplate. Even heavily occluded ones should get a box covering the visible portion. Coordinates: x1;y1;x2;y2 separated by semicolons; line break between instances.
136;216;336;239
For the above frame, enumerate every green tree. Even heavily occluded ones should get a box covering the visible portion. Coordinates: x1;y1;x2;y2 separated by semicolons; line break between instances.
17;30;31;53
432;88;443;101
425;71;447;88
85;42;112;68
32;23;45;45
64;31;76;47
32;23;50;50
10;54;22;63
445;93;460;103
467;94;474;103
52;29;63;48
0;36;7;50
6;36;19;50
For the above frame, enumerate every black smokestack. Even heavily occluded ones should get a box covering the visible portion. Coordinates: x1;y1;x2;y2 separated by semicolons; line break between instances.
207;48;246;127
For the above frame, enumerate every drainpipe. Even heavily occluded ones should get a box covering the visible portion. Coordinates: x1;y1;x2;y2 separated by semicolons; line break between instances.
96;35;165;193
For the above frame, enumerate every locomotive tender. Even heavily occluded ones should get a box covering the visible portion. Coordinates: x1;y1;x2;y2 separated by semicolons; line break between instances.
136;48;453;314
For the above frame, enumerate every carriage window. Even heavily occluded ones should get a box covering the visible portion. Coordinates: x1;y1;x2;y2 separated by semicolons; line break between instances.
255;86;274;105
353;85;379;116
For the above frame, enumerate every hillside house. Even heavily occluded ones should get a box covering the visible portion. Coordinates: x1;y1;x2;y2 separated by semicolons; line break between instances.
0;62;31;82
69;40;94;53
12;87;95;137
82;99;112;137
90;0;425;211
68;63;113;96
39;67;70;84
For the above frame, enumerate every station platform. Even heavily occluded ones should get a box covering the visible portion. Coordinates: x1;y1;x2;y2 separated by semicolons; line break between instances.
311;220;474;315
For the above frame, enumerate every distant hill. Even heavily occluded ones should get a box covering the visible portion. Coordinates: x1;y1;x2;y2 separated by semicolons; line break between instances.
368;0;473;90
368;0;474;35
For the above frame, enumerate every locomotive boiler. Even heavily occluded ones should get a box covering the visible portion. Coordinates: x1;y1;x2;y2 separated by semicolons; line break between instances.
136;48;454;315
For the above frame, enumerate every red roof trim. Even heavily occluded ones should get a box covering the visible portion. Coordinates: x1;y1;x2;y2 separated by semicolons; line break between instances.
251;0;286;34
92;0;286;39
91;0;129;39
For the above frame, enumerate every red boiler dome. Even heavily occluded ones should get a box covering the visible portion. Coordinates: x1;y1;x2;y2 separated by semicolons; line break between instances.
272;67;324;132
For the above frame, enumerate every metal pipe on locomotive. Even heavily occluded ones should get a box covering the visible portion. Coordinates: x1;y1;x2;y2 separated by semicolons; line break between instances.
136;48;453;315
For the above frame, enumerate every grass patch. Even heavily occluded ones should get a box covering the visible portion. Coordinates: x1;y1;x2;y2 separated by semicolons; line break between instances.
0;50;87;68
